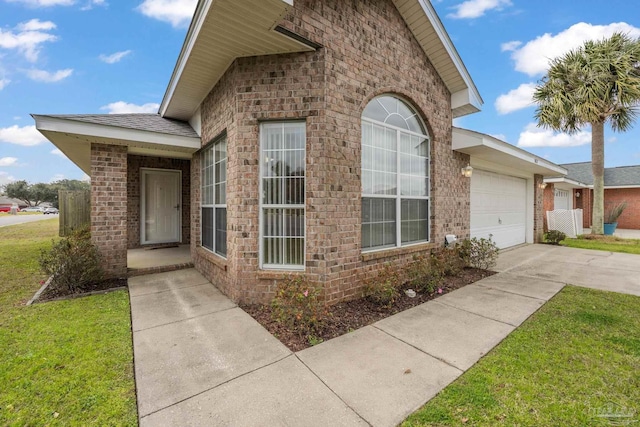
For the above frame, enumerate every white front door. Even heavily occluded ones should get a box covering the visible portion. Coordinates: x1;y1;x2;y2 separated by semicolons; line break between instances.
141;169;181;245
471;169;527;249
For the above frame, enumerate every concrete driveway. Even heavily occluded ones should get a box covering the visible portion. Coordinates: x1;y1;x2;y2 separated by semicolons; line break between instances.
496;244;640;296
129;245;639;427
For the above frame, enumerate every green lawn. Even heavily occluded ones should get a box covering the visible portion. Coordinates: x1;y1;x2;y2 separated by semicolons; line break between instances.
403;286;640;426
561;235;640;255
0;219;137;426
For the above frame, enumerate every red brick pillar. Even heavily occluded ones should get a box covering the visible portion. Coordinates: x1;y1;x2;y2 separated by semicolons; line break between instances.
534;174;544;243
91;143;128;277
542;183;554;232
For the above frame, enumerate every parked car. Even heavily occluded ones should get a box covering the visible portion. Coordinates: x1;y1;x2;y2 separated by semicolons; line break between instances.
22;206;45;212
44;207;59;215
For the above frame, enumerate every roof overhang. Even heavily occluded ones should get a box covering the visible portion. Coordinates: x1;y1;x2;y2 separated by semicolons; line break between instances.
452;127;566;176
32;115;201;175
159;0;315;121
543;177;589;188
392;0;483;117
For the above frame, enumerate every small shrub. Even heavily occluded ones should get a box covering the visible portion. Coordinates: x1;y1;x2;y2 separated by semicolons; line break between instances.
39;225;104;294
271;275;327;335
363;264;403;307
544;230;567;245
460;237;499;270
432;246;465;277
406;255;436;293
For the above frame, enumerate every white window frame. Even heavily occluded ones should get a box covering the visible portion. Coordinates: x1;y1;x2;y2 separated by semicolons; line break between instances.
361;103;431;253
259;121;306;270
201;135;227;258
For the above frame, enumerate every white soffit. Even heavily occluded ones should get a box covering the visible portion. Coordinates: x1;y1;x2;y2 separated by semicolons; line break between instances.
392;0;483;117
33;115;200;175
160;0;314;121
452;127;566;176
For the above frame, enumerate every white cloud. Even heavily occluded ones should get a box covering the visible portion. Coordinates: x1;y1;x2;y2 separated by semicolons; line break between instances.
448;0;511;19
508;22;640;76
137;0;197;27
607;137;617;144
5;0;74;6
0;78;9;90
0;124;47;146
81;0;106;10
495;82;536;114
99;50;131;64
26;68;73;82
80;173;90;182
49;173;65;182
51;148;65;157
100;101;159;114
500;40;521;52
16;19;56;31
0;20;58;62
517;123;591;148
0;157;18;166
0;171;16;185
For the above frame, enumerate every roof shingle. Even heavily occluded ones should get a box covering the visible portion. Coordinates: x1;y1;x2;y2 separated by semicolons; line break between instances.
561;162;640;186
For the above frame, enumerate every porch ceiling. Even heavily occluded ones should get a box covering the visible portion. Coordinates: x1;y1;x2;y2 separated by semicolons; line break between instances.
452;127;566;177
33;115;200;174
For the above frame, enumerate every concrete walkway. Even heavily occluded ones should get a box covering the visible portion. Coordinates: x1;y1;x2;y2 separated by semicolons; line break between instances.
129;244;640;426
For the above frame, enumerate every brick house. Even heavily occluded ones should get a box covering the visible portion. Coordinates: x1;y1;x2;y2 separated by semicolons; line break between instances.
544;162;640;230
33;0;564;304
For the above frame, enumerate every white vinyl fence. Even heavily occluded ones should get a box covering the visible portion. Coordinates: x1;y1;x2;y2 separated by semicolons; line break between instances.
546;209;584;238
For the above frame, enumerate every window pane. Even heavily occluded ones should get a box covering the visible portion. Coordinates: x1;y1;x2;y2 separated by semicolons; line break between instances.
215;208;226;256
401;199;429;244
202;207;214;251
361;197;395;250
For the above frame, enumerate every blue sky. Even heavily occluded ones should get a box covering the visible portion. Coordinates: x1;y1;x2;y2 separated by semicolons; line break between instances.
0;0;639;186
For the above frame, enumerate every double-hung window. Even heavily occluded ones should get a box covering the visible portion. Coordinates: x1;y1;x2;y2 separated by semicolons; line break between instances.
260;122;306;269
361;95;430;251
201;135;227;257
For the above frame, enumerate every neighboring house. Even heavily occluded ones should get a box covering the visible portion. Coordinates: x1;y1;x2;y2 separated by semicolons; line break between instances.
0;196;28;211
544;162;640;230
32;0;563;305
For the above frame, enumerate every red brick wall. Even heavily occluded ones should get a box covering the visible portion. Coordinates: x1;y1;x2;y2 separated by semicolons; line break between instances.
196;0;469;304
604;188;640;229
91;143;127;277
533;175;544;242
542;184;554;232
126;155;191;249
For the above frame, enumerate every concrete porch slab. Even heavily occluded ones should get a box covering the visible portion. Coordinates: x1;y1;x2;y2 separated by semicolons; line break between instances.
375;301;515;371
475;273;565;301
134;307;291;417
297;326;462;427
130;283;236;331
435;285;545;326
140;355;367;427
128;244;192;270
128;268;210;297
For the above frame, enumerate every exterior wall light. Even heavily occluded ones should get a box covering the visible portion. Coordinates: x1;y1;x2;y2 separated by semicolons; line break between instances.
461;164;473;178
539;182;547;189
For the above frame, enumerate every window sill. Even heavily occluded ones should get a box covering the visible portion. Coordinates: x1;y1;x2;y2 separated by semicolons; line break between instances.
196;246;227;271
361;242;435;262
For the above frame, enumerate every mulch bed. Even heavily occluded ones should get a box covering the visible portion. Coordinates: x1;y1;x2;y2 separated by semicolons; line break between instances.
38;278;128;302
241;267;495;352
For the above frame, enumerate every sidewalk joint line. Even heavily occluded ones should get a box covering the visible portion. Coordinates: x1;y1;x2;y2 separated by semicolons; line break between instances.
435;300;519;327
129;280;212;297
132;304;238;333
294;354;373;427
474;282;551;301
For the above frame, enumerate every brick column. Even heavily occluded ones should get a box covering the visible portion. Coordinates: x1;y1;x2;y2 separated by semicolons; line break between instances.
91;143;128;277
533;174;544;243
542;183;554;232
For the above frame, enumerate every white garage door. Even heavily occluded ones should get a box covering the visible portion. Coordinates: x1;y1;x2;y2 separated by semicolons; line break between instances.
554;188;571;210
471;169;527;249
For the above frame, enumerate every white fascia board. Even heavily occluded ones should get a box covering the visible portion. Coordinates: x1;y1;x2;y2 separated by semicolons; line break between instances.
543;177;589;187
34;115;201;151
417;0;483;108
604;185;640;189
452;127;566;176
159;0;212;118
451;88;482;116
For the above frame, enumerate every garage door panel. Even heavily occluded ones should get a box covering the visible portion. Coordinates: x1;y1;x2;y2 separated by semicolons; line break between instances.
471;170;527;249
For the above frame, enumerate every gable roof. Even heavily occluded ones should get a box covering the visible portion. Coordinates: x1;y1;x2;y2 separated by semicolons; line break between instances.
160;0;483;121
35;114;199;138
561;162;640;187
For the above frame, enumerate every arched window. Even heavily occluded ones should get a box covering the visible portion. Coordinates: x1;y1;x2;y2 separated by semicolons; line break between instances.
361;95;430;251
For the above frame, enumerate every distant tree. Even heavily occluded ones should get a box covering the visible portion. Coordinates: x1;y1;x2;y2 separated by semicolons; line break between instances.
2;179;89;207
533;33;640;234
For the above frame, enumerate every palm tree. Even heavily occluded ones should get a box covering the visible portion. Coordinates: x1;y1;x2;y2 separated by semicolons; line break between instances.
533;33;640;234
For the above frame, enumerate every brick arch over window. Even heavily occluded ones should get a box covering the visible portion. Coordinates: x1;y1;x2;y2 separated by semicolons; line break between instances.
361;95;431;251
